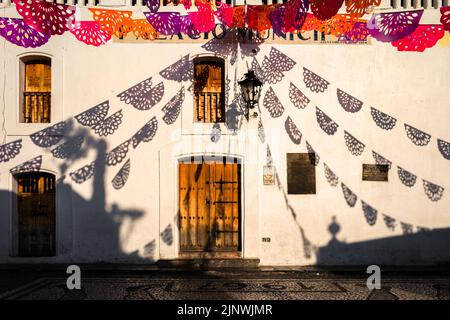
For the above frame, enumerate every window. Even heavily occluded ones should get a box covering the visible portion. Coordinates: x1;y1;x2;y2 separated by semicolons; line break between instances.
286;153;316;194
20;56;51;123
193;58;225;123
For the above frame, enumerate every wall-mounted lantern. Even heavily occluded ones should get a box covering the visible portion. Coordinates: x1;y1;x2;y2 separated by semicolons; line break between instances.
238;70;263;120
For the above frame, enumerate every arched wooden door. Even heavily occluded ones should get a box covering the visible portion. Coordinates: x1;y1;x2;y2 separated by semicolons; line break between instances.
16;172;56;257
178;156;241;257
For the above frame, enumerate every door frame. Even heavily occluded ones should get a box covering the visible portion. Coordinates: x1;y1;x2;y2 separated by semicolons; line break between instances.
10;169;58;257
177;154;244;259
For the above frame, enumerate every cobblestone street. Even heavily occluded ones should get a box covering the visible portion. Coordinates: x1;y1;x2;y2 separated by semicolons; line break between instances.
1;268;449;300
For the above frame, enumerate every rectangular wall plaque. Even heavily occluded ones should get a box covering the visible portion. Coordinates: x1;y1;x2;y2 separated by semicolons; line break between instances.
263;165;275;185
362;164;389;181
287;153;316;194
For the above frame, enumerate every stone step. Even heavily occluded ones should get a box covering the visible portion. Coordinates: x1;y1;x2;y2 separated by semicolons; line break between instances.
157;258;260;269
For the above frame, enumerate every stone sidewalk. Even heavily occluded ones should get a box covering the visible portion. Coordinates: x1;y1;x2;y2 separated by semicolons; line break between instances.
0;266;450;300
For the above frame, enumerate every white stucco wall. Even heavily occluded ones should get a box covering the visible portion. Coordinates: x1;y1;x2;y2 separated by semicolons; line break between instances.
0;2;449;265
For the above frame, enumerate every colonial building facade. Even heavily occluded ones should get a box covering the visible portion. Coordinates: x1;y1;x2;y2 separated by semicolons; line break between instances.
0;0;449;266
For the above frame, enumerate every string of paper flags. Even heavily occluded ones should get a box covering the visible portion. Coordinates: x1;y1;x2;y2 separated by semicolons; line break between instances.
0;71;187;189
0;51;199;188
258;55;450;162
261;79;446;203
251;47;448;202
68;83;185;188
1;54;187;170
254;46;449;156
0;52;234;184
259;105;433;234
1;44;448;196
0;46;447;237
0;0;449;52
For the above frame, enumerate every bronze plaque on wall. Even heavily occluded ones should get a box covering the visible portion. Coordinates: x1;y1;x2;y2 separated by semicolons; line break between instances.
287;153;316;194
362;164;389;181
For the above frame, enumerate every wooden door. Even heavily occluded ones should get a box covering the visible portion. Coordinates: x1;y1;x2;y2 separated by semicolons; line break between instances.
16;172;56;257
179;157;241;254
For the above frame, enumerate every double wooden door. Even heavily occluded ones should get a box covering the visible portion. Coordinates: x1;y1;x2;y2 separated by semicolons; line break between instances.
16;172;56;257
179;157;241;254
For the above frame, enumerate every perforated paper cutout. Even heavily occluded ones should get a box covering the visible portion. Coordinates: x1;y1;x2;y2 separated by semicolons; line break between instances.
162;87;185;125
301;13;358;37
316;107;339;135
0;18;50;48
89;8;133;38
285;116;302;145
15;0;76;35
118;79;165;111
311;0;344;21
189;4;215;33
303;67;330;93
144;12;182;36
289;82;310;109
441;6;450;32
247;5;275;32
160;55;193;82
306;141;320;166
70;161;97;184
391;25;445;52
337;89;363;113
422;179;444;202
344;131;365;156
51;136;84;159
112;159;131;190
145;0;160;13
341;182;357;207
0;139;23;163
370;107;397;130
263;87;284;118
361;200;377;226
345;0;382;17
131;19;158;40
437;139;450;160
10;156;42;175
106;139;131;167
367;10;423;43
30;122;68;148
397;166;417;187
93;110;123;137
75;101;110;128
69;21;111;47
404;124;431;146
324;163;339;187
372;151;392;169
282;0;309;33
131;116;158;149
401;222;413;234
383;214;396;231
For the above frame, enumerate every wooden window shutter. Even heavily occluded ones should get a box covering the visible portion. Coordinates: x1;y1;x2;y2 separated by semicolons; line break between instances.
193;59;225;123
23;59;51;123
